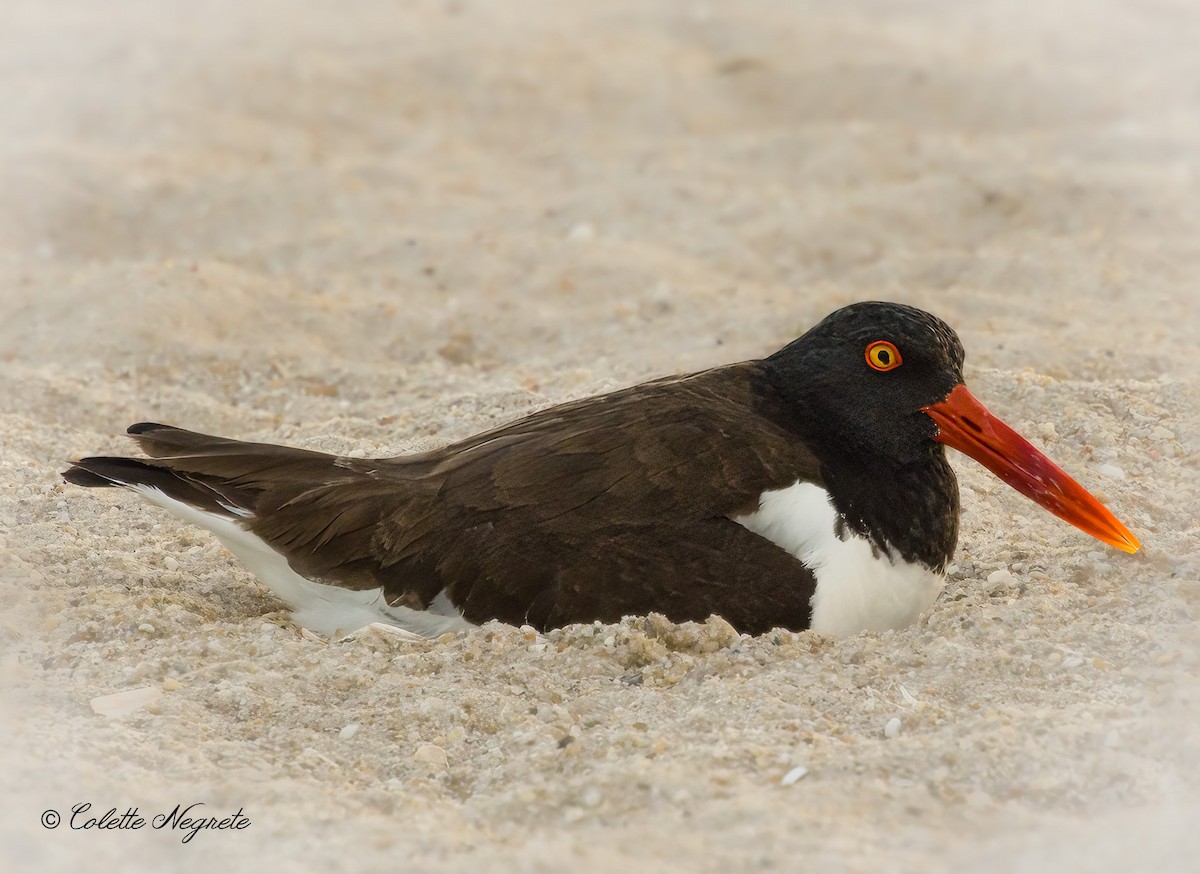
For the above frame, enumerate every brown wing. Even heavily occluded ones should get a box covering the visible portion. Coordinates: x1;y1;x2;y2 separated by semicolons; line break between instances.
66;362;824;630
360;363;824;626
432;518;817;634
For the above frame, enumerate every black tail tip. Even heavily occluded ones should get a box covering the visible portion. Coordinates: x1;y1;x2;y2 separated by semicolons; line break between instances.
62;463;114;488
127;422;171;435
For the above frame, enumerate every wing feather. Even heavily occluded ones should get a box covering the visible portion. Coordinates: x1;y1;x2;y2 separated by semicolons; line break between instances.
67;363;825;631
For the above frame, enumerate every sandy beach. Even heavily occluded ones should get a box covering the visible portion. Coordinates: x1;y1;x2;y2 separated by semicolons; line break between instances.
2;0;1199;870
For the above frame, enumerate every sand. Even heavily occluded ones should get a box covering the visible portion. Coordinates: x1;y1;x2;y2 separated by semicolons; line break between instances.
2;0;1199;870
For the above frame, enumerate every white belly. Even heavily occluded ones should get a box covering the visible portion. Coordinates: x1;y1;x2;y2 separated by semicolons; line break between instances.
733;481;944;636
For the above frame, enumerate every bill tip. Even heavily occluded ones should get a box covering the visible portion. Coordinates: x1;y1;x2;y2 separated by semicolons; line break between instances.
1109;529;1141;554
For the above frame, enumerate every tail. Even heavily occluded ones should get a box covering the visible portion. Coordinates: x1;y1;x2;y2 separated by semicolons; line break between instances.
63;422;411;590
63;422;345;520
62;423;458;636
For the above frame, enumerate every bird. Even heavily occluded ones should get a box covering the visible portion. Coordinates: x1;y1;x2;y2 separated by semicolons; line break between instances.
63;301;1140;639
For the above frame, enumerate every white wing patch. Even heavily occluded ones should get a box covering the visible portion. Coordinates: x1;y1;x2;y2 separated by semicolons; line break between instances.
733;481;944;636
130;485;472;639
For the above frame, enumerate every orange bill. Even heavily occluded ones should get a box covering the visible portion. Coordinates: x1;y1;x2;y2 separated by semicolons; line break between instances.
923;385;1140;554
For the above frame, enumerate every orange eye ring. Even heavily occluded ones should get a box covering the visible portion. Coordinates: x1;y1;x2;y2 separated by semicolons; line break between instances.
866;340;902;372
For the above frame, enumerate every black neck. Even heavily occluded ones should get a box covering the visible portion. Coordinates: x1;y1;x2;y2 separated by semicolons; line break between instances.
749;364;960;570
819;447;959;570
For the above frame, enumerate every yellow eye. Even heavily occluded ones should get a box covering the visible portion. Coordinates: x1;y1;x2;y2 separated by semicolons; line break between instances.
866;340;902;372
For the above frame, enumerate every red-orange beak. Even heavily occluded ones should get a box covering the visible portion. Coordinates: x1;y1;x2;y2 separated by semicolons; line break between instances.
923;385;1140;554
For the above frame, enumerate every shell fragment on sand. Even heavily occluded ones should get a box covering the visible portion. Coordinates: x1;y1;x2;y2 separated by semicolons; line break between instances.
90;686;163;717
780;766;809;786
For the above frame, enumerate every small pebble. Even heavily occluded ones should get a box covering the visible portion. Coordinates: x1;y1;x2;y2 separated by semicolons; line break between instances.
339;723;360;740
163;556;180;571
1061;656;1084;669
884;717;902;739
986;570;1016;591
1097;463;1126;480
413;743;448;769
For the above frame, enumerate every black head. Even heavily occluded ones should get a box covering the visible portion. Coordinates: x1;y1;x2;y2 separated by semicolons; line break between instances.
766;301;965;467
760;300;1140;566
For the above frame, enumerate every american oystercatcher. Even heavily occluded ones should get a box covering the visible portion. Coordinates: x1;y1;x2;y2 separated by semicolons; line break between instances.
63;302;1140;638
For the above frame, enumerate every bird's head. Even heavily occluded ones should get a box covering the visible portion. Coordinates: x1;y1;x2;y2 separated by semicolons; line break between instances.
767;301;1140;554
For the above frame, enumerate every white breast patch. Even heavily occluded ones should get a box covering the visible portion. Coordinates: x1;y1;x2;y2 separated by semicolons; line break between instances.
733;481;944;636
